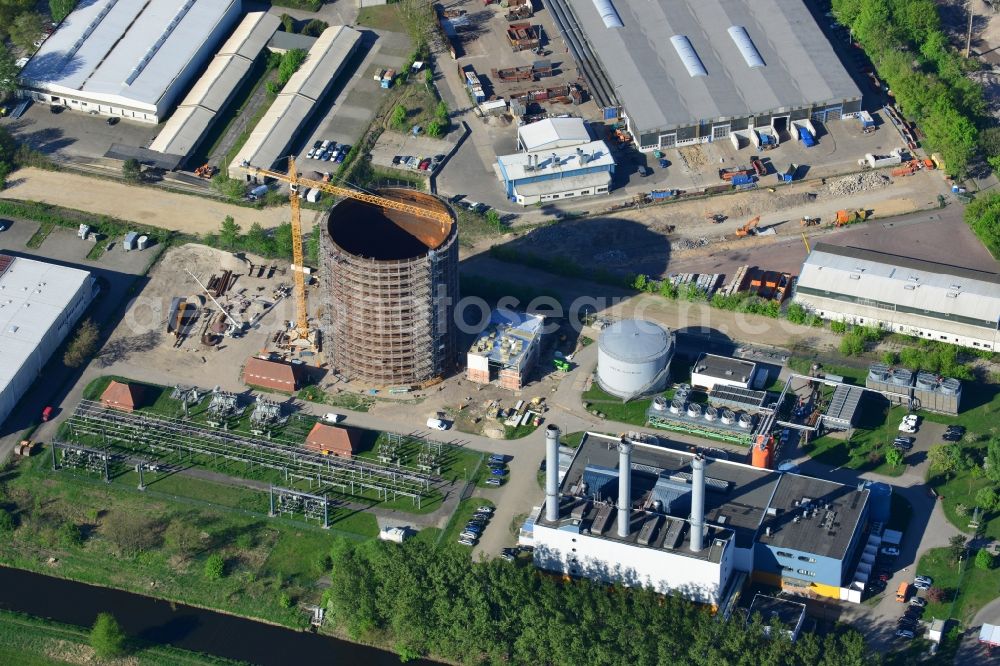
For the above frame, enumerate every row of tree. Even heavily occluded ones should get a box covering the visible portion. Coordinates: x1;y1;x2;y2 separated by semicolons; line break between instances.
324;538;879;666
209;215;319;265
832;0;982;178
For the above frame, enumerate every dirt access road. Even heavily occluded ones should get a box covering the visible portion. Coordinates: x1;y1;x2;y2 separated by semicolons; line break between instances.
1;167;292;234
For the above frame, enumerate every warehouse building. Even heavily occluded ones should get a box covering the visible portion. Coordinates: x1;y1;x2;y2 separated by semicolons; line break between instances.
149;11;280;159
517;117;590;152
528;430;870;603
20;0;242;123
466;309;545;390
794;244;1000;352
548;0;862;152
0;255;96;427
496;140;615;206
231;25;362;180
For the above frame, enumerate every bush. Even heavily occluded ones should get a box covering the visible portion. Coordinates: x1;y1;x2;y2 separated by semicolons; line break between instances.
302;19;328;37
279;13;295;32
976;549;995;570
278;592;293;608
90;613;126;659
391;104;407;129
50;0;76;24
426;119;443;137
839;333;865;357
122;158;142;183
0;508;15;533
58;521;83;547
965;192;1000;259
63;318;99;368
830;320;848;334
926;586;946;603
204;553;225;580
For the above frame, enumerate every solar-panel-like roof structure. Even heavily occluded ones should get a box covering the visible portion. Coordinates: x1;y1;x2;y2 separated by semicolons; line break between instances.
566;0;862;137
20;0;241;121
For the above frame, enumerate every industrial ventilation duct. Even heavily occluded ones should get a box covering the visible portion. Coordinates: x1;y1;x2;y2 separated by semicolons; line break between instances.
592;0;624;29
670;35;708;78
727;26;765;68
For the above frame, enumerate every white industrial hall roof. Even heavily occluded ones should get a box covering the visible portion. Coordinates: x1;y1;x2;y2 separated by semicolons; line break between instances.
497;139;615;181
149;11;280;157
568;0;862;135
517;117;590;152
797;244;1000;330
229;24;362;178
0;256;93;421
21;0;240;113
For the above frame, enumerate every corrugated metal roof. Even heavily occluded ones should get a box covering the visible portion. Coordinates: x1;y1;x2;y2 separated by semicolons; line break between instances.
517;117;590;152
0;256;92;389
567;0;862;135
21;0;239;112
797;244;1000;324
218;11;280;60
229;25;361;175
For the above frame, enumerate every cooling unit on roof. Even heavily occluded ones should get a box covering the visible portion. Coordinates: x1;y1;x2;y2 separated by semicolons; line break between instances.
670;35;707;77
592;0;623;28
728;26;765;68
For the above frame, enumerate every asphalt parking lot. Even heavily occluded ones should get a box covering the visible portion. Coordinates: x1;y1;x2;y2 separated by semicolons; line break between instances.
2;103;157;162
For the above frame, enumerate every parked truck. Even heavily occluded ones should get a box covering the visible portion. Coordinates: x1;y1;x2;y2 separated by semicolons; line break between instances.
859;149;903;169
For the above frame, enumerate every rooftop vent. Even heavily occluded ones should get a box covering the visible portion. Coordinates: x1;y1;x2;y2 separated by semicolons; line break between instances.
727;26;765;68
670;35;708;78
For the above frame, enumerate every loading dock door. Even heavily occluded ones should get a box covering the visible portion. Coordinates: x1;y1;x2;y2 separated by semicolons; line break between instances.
811;107;842;123
659;133;677;149
712;124;730;141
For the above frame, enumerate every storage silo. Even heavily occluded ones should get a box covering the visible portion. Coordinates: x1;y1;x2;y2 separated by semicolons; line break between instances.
320;188;459;386
596;319;673;399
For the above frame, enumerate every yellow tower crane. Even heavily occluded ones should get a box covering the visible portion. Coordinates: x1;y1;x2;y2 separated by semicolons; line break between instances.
241;158;452;342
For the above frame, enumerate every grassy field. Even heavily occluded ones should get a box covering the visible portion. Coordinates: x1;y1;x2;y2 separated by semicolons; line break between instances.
915;546;1000;626
0;609;248;666
0;447;350;629
916;379;1000;439
581;382;653;425
356;5;406;32
25;222;54;249
298;385;376;412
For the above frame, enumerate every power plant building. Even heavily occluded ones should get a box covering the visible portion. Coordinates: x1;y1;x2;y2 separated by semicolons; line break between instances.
466;309;545;390
690;353;759;392
794;244;1000;352
0;255;96;427
19;0;243;123
597;319;674;400
528;431;871;604
320;190;459;387
546;0;862;152
496;140;615;206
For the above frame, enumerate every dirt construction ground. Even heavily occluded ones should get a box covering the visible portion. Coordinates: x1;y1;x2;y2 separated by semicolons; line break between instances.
1;168;290;233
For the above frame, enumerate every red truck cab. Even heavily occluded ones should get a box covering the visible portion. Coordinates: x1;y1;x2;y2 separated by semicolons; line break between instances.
41;406;53;422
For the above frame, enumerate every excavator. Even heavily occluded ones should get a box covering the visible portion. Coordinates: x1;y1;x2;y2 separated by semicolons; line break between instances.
240;157;451;352
735;215;760;238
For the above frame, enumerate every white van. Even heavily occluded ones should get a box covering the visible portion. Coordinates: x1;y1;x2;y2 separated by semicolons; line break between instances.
426;418;448;431
323;413;344;423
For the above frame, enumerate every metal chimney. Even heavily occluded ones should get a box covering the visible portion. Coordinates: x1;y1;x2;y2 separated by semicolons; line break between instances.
690;454;706;552
617;438;633;537
545;424;561;522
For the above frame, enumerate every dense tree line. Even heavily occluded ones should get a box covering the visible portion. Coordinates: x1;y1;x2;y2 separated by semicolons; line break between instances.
324;538;879;666
831;0;982;177
965;192;1000;259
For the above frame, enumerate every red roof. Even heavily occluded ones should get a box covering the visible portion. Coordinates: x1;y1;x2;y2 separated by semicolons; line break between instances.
305;423;360;456
243;357;298;390
100;380;143;411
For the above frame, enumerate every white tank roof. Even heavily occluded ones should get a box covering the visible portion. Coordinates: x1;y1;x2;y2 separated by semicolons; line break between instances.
598;319;671;363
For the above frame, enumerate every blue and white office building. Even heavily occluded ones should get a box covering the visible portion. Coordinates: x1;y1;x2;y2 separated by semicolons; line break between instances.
496;140;615;205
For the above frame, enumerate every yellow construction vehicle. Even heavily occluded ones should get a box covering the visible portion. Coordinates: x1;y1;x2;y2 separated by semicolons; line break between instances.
241;158;451;346
735;215;760;237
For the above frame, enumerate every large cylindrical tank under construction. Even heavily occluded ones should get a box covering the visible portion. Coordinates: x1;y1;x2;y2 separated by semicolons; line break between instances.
320;188;459;386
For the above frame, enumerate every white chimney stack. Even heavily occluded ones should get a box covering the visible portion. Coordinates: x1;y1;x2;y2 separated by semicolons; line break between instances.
617;438;633;538
545;424;561;522
690;455;706;551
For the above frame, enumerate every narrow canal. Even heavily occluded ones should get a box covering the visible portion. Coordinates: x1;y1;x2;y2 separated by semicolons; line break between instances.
0;566;437;665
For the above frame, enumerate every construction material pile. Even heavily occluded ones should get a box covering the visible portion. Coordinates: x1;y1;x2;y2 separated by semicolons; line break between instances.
824;172;891;197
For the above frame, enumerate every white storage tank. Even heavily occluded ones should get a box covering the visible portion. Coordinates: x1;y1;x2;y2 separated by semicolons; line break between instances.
597;319;674;399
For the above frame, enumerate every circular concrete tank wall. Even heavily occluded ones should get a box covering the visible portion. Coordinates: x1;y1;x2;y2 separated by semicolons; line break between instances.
320;189;459;386
596;319;673;399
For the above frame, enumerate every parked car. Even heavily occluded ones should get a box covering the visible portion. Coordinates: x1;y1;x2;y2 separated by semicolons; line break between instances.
426;418;449;430
500;549;516;562
893;439;913;451
476;506;494;514
898;423;917;433
106;116;119;126
464;525;483;534
406;156;420;169
913;577;932;590
418;158;432;171
895;629;915;639
490;468;508;477
0;219;9;232
489;454;505;464
637;165;652;177
458;537;476;546
909;597;926;608
41;406;53;422
880;546;900;557
322;413;345;423
485;478;503;487
392;155;403;165
903;414;919;425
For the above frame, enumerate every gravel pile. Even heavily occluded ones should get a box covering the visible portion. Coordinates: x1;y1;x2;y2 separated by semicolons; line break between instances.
825;172;891;197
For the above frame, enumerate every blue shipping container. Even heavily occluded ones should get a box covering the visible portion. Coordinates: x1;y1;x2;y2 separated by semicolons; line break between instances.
603;106;619;120
731;174;754;186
